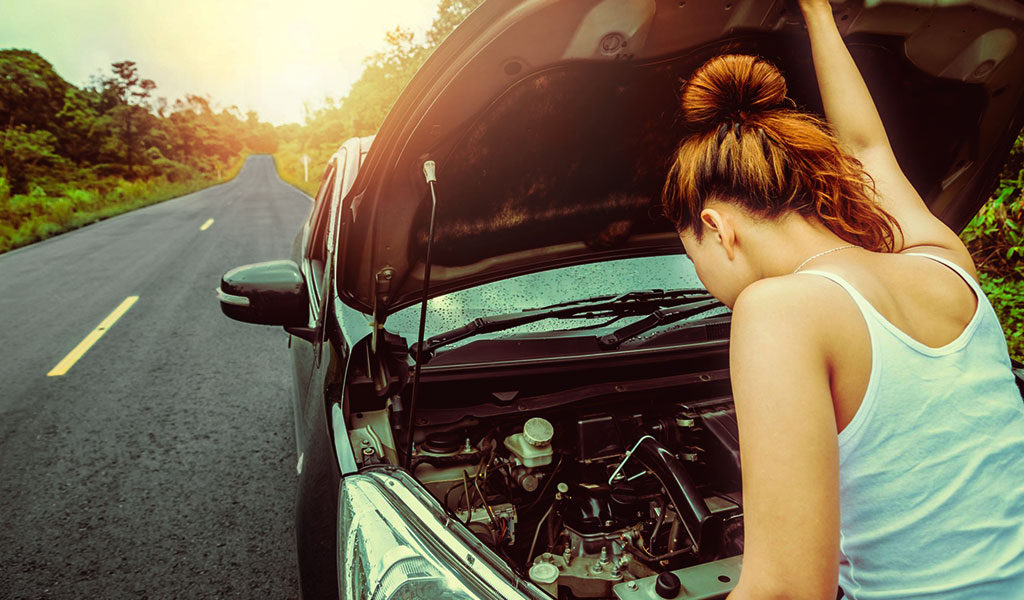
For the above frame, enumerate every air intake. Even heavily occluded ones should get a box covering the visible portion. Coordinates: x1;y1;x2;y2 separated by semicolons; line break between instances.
705;322;730;341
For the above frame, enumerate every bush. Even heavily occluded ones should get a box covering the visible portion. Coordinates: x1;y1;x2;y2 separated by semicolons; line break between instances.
959;127;1023;362
151;157;196;183
90;163;133;179
979;275;1024;363
34;219;63;239
962;186;1023;279
0;170;227;254
48;198;75;227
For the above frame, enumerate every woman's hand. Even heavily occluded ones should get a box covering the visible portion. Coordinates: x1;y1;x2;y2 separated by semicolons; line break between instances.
797;0;833;10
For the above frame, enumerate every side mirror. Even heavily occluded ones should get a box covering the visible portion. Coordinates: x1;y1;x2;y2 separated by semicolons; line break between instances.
218;260;309;330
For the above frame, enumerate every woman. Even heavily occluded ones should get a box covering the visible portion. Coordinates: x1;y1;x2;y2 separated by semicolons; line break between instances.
661;1;1024;598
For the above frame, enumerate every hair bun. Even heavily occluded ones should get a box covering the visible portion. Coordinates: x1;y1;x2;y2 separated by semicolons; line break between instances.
681;54;789;129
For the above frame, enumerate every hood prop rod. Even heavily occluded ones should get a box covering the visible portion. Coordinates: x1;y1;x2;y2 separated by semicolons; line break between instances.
403;160;439;468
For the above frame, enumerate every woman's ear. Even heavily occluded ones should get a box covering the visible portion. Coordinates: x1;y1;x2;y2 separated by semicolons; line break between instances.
699;208;737;260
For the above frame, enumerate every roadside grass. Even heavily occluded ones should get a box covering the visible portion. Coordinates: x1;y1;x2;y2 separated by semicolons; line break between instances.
0;156;245;254
273;140;335;197
219;154;246;182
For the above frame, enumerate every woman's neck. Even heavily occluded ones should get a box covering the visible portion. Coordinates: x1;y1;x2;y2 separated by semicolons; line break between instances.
746;214;856;278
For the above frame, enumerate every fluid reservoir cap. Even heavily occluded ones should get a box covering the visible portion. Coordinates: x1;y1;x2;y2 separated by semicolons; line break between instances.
523;417;554;447
655;571;681;599
529;562;559;585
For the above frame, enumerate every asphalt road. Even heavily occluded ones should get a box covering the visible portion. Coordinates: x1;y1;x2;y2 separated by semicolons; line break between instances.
0;155;311;599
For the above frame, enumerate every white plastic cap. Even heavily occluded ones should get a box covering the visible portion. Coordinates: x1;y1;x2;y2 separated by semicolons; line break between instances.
529;562;560;585
523;417;554;447
422;160;437;184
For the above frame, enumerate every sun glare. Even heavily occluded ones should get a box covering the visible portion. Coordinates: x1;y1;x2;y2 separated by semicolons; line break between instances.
0;0;441;124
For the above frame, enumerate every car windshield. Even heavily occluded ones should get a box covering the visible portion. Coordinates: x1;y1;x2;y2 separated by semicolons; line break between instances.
386;254;725;352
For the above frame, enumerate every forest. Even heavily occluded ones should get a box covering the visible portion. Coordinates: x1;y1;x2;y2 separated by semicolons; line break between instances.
0;51;280;252
0;0;1019;359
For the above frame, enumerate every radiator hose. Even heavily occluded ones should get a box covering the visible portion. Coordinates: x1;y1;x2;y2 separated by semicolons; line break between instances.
630;436;721;556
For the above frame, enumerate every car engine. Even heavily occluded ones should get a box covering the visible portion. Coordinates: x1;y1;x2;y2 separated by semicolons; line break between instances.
403;396;745;599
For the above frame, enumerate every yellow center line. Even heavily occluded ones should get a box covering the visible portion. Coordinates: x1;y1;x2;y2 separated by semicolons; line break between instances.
47;296;139;377
200;218;215;231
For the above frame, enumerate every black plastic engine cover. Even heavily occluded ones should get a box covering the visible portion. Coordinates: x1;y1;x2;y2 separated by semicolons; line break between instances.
559;483;648;535
576;413;626;460
700;409;742;491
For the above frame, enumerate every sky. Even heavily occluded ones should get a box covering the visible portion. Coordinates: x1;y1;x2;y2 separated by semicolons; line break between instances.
0;0;441;125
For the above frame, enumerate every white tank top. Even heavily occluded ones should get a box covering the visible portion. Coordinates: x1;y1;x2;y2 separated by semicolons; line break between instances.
800;253;1024;600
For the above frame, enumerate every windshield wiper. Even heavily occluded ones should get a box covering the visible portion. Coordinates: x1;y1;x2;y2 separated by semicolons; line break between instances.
596;298;726;349
410;289;719;359
529;288;709;311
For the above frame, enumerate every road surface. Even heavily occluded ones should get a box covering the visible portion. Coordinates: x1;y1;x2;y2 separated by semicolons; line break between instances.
0;155;310;599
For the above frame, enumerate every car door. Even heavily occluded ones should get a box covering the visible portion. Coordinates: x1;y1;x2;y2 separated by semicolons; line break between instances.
291;141;360;600
289;155;339;432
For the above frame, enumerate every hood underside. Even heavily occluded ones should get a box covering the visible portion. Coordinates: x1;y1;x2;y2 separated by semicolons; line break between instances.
340;0;1024;318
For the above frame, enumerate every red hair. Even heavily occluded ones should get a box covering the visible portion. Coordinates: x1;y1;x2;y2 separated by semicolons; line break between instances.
662;54;901;252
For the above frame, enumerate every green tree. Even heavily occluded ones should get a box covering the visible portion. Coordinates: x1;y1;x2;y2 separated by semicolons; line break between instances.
99;60;156;175
0;50;73;191
244;110;279;154
0;126;69;191
54;86;104;165
0;49;68;131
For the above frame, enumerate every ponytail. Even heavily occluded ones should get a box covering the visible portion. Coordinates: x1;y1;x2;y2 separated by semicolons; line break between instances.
662;54;901;252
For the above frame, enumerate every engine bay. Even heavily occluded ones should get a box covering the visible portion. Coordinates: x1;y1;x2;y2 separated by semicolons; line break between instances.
351;393;745;599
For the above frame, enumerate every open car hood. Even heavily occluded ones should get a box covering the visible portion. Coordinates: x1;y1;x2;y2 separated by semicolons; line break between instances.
339;0;1024;319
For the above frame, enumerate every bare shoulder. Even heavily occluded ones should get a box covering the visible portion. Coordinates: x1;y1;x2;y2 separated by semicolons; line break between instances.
733;275;845;326
897;244;979;282
730;275;849;351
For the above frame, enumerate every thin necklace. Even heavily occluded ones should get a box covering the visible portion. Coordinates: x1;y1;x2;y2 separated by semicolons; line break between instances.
793;244;857;274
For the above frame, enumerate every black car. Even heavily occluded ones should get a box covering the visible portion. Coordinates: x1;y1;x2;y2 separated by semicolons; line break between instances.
219;1;1024;598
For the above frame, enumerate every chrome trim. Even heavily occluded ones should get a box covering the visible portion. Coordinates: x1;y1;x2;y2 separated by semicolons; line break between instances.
216;287;250;307
332;404;358;475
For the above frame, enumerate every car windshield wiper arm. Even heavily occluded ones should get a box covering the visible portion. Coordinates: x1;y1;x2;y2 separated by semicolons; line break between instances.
410;289;715;359
597;298;726;349
528;288;709;311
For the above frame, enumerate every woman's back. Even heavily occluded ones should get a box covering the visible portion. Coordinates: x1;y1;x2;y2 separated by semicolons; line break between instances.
801;252;1024;599
802;249;986;432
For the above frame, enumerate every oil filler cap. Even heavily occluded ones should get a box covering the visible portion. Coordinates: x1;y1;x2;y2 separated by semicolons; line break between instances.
655;571;681;599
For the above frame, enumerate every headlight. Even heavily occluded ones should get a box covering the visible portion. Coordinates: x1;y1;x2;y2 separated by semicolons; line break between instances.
338;467;546;600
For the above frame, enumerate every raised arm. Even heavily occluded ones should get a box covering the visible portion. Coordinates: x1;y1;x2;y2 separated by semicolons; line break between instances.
799;0;976;272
